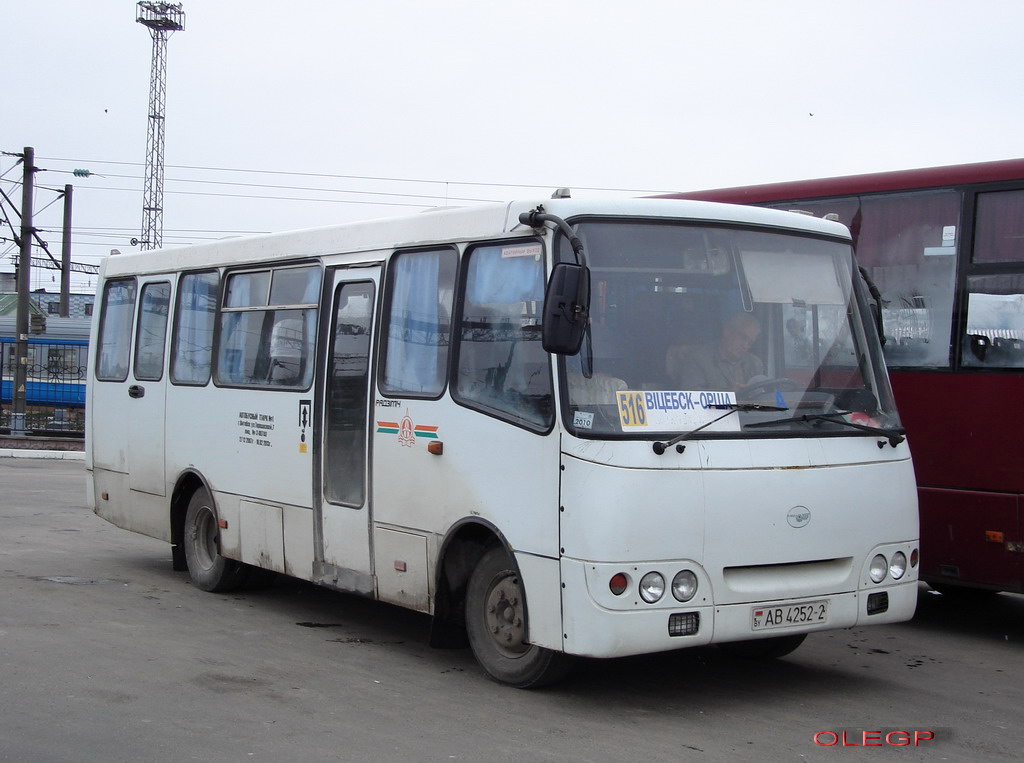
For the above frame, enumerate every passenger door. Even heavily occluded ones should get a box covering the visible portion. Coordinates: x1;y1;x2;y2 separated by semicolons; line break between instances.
127;279;171;495
91;278;138;479
314;266;379;595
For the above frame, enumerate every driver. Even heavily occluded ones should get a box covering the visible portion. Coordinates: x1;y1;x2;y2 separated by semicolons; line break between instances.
675;312;763;392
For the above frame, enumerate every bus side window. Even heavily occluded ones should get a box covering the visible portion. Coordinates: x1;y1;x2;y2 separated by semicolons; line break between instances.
454;242;552;430
769;191;961;369
134;281;171;381
215;265;321;389
171;271;219;385
962;275;1024;368
96;278;137;382
380;248;457;397
961;190;1024;369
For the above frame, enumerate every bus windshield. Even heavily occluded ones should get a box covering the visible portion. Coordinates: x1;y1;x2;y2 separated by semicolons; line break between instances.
558;220;901;438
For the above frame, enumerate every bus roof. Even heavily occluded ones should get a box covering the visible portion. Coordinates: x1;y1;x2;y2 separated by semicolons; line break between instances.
665;157;1024;204
98;197;851;278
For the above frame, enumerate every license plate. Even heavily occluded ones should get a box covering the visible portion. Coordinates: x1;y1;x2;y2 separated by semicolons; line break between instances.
751;600;828;630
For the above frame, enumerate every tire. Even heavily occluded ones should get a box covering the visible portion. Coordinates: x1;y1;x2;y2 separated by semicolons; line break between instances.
465;546;574;688
718;633;807;659
183;487;248;592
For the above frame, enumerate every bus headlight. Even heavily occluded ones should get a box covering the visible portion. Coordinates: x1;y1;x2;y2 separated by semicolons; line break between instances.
889;551;907;580
671;570;698;602
639;572;665;603
869;554;888;583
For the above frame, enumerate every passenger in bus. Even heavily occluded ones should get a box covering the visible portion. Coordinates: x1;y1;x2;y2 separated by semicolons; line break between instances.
671;312;763;392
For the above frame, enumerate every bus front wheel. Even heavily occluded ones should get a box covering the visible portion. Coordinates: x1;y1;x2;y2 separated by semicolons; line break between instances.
183;487;248;592
465;546;573;688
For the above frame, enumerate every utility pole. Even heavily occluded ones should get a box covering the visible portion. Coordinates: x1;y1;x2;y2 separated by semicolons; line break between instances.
12;147;35;436
137;1;185;251
60;184;72;317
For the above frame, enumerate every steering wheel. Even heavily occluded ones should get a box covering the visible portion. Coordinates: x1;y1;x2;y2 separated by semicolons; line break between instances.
737;377;800;400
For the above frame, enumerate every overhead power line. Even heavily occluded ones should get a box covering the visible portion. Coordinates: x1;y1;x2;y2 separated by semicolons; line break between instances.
36;155;673;195
46;170;497;204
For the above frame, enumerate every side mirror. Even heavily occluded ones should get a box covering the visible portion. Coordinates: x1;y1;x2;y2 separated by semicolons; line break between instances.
542;262;590;355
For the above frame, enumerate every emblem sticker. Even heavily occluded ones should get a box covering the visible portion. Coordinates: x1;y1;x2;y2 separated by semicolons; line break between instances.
377;411;439;448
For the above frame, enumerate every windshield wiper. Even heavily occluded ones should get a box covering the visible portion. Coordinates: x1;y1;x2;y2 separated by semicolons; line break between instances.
745;411;906;447
652;403;787;455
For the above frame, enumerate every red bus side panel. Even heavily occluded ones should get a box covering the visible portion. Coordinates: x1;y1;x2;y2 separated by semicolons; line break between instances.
890;371;1023;494
918;487;1021;592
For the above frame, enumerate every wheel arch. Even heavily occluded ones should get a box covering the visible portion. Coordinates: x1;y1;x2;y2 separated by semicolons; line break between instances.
430;518;515;649
169;469;214;572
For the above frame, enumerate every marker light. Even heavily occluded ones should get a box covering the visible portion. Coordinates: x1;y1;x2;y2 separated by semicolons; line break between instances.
671;570;698;602
889;551;907;580
869;554;888;583
609;573;628;596
639;572;666;603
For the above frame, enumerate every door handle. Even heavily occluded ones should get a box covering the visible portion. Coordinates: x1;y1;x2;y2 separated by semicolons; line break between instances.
128;385;146;398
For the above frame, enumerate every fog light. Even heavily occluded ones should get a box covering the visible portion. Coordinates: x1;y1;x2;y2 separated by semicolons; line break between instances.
867;591;889;615
609;573;628;596
671;570;698;602
639;572;665;603
910;548;919;568
869;554;888;583
890;551;907;580
668;612;700;636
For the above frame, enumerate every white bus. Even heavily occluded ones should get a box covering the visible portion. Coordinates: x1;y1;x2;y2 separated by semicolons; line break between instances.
86;198;919;687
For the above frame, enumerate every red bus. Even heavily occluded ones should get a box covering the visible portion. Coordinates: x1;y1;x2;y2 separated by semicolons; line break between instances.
671;159;1024;595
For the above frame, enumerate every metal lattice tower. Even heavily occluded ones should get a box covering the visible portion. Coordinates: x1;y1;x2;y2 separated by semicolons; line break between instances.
137;2;185;251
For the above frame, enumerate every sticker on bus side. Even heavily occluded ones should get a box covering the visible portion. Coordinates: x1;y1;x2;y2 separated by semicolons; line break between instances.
500;243;543;259
377;411;439;448
238;410;276;448
299;399;311;453
615;390;741;432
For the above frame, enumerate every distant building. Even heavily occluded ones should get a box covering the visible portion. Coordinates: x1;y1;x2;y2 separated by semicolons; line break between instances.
32;290;96;319
0;291;94;342
0;290;96;321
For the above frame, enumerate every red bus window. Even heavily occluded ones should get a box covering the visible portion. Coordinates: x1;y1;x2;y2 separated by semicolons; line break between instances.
974;190;1024;264
962;274;1024;368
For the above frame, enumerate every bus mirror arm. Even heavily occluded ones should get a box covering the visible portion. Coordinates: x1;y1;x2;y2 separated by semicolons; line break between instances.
519;207;587;268
520;207;592;355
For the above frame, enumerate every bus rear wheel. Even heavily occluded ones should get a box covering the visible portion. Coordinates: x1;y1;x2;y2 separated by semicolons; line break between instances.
465;546;573;688
183;487;248;592
718;633;806;659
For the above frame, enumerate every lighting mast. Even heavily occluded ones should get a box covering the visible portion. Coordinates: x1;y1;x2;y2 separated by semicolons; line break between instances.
136;2;185;251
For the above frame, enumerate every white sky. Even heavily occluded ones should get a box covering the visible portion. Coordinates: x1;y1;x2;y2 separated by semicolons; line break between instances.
3;0;1023;292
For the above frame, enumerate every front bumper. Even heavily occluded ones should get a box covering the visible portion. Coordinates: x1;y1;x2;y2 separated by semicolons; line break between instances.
558;557;918;659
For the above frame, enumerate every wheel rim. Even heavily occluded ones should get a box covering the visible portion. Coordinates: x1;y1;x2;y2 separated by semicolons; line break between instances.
484;571;529;658
191;505;218;571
